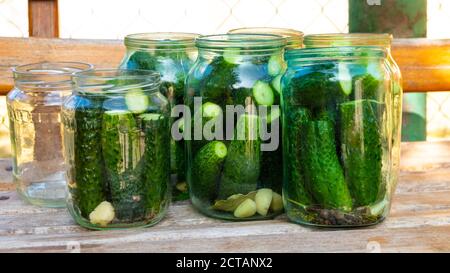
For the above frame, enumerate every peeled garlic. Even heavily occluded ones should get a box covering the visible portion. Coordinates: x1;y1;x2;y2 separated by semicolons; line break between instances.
270;192;284;213
234;199;257;218
89;201;115;227
255;188;273;216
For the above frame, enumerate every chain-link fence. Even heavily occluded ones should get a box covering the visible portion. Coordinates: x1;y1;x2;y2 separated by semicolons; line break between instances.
0;0;449;157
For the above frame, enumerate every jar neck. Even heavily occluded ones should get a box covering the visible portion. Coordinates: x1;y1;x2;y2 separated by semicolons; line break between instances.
304;33;393;49
124;32;198;53
13;62;92;92
196;34;286;59
73;69;161;96
228;27;304;50
285;46;388;67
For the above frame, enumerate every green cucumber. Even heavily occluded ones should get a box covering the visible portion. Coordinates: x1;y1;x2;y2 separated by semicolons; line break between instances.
125;89;149;113
102;110;145;221
266;106;280;124
302;113;352;211
202;102;222;118
340;99;383;206
352;73;380;100
252;81;274;106
220;114;261;198
73;103;106;218
191;141;228;201
141;113;171;215
285;107;314;206
192;102;223;155
338;62;352;96
223;48;243;64
200;56;236;106
268;55;284;76
271;74;282;94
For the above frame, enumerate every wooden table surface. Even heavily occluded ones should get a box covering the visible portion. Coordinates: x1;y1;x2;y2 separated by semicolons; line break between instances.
0;141;449;253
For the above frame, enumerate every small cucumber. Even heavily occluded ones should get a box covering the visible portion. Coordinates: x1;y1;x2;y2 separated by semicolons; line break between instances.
252;81;274;106
192;141;228;200
125;89;149;113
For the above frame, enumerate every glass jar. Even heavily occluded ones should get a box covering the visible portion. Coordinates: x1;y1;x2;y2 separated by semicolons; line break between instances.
303;33;403;192
119;33;199;201
63;69;170;230
282;46;396;227
228;27;304;50
7;62;92;207
185;34;287;221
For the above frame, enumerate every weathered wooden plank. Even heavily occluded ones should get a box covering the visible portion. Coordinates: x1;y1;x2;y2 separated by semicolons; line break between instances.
0;37;124;95
0;37;450;95
0;215;449;253
28;0;59;38
0;159;13;191
0;141;448;253
393;38;450;93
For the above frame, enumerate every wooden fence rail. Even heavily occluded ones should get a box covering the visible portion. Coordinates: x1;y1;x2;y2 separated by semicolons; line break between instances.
0;37;450;95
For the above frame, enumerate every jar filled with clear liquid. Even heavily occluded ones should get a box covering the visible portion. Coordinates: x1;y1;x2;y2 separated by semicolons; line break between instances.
7;62;93;207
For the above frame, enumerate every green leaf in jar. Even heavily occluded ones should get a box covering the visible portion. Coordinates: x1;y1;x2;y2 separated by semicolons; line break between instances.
212;191;257;212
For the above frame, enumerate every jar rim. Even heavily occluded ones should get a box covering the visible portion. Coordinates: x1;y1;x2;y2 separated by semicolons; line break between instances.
73;69;161;94
13;61;93;77
304;33;393;47
124;32;199;48
285;46;387;63
13;62;93;91
228;27;303;48
196;34;287;50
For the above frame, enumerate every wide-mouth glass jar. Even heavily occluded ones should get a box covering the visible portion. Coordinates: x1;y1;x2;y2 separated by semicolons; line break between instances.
228;27;304;49
282;46;396;227
120;32;199;201
63;69;170;230
185;34;287;221
7;62;93;207
304;33;403;191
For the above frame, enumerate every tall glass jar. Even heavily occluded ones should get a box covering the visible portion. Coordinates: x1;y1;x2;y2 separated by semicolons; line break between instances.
303;33;403;192
7;62;92;207
63;69;170;230
119;33;199;201
228;27;304;50
186;34;287;221
282;47;395;227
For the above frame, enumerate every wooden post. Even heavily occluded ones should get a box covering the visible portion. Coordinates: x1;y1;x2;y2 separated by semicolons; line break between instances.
349;0;428;142
28;0;59;38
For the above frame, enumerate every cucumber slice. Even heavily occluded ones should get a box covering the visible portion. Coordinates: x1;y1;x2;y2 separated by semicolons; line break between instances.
223;48;243;64
271;74;282;94
252;81;274;106
214;141;228;158
202;102;222;118
268;55;284;76
125;89;149;113
338;62;352;96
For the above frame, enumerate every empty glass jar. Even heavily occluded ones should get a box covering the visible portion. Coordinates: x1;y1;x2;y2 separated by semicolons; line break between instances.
119;33;199;201
185;34;287;221
282;47;397;227
7;62;92;207
63;69;170;230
